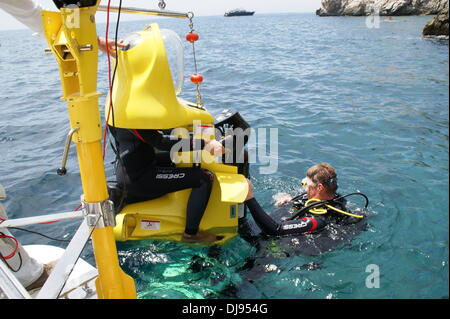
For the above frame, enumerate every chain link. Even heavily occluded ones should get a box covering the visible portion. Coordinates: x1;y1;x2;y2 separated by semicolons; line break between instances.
187;12;195;32
153;5;203;107
185;12;203;107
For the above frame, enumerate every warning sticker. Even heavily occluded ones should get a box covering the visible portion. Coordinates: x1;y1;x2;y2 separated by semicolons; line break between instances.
141;220;161;230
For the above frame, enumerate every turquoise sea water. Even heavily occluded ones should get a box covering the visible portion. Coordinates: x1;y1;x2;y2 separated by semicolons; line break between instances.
0;13;448;299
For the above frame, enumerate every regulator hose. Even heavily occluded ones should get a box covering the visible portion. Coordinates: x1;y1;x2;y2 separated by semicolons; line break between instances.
287;192;369;221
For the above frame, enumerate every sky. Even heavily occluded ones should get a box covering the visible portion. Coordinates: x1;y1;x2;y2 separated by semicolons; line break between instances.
0;0;322;31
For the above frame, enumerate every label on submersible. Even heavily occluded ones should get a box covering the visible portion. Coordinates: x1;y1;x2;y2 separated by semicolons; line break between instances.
141;220;161;230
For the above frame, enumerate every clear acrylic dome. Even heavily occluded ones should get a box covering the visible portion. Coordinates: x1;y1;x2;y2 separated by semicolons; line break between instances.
161;29;185;96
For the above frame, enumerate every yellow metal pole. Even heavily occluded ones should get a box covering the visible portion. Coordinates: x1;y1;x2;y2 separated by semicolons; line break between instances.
41;2;136;299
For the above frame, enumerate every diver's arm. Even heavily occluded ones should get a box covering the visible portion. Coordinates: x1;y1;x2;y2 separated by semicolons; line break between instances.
245;198;280;235
135;129;225;157
134;129;206;151
245;198;325;236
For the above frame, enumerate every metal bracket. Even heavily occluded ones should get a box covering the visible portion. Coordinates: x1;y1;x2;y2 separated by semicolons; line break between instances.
82;199;115;228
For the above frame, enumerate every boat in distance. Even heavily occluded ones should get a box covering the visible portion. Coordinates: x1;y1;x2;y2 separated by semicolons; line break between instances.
224;9;255;17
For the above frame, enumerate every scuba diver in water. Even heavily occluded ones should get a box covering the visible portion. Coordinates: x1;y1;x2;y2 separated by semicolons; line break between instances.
244;162;367;237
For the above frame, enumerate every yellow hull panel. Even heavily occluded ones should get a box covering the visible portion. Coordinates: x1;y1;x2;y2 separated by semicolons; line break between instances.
114;161;247;245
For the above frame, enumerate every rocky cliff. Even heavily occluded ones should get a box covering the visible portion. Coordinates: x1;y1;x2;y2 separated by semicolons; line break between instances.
316;0;448;16
423;7;449;36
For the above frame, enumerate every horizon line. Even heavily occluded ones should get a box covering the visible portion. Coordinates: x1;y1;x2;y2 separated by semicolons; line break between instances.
0;11;318;32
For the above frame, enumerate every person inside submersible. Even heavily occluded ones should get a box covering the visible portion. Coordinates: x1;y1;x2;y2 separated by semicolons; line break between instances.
108;127;226;243
101;29;229;244
243;162;367;237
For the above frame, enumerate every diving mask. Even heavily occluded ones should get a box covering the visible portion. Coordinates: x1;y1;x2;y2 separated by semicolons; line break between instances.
301;177;316;188
301;176;338;188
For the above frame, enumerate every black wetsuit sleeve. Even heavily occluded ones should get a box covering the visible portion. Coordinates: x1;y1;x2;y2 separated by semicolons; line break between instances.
135;129;206;151
245;198;325;236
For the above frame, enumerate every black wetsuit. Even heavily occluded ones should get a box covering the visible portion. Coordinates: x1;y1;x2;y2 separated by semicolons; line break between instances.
245;193;354;237
109;126;212;235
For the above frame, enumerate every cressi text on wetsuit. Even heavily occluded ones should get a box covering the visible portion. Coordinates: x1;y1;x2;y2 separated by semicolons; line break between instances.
245;193;352;237
109;126;212;236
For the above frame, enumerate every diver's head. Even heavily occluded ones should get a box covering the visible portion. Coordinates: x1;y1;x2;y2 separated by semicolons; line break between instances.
303;162;338;200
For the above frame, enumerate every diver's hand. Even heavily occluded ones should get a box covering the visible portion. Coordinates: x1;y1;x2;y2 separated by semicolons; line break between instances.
98;37;129;57
204;139;225;157
273;193;293;207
